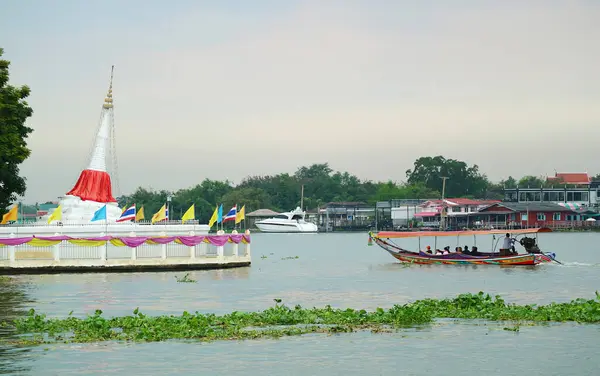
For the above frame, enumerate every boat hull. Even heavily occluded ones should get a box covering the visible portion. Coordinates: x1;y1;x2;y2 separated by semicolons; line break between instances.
255;222;318;233
390;251;546;266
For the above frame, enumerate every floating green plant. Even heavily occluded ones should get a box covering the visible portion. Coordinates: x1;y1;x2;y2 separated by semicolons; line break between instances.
174;273;196;283
281;256;299;260
8;292;600;345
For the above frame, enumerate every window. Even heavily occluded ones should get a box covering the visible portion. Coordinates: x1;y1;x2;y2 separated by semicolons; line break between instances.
567;191;586;202
536;213;546;221
452;207;462;213
553;212;561;221
543;191;561;202
521;214;528;221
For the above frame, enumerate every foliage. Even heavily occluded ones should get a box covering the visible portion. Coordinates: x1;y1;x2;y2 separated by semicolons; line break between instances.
174;273;196;283
108;157;600;218
406;156;490;198
9;292;600;345
0;48;34;215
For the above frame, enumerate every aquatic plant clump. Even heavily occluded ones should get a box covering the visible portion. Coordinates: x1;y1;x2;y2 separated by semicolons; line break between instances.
8;292;600;345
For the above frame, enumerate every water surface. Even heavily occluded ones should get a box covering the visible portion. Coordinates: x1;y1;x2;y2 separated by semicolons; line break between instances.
1;232;599;375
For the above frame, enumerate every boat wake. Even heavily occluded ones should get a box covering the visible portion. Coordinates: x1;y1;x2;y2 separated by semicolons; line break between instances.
549;261;600;267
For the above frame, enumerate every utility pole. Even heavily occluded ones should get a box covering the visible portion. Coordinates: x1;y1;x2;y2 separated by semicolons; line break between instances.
440;176;448;230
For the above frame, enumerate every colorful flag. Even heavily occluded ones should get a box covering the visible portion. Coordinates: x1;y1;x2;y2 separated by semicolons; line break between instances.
181;204;195;223
208;205;218;228
151;204;167;224
47;205;62;224
223;205;237;222
217;204;223;224
235;205;245;224
121;205;128;214
136;206;145;221
1;205;18;224
91;205;107;222
117;204;136;222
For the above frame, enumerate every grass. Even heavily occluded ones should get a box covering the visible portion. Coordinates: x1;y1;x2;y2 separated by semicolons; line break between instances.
6;292;600;345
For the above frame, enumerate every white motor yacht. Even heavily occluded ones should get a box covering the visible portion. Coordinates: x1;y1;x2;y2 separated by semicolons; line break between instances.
254;207;318;233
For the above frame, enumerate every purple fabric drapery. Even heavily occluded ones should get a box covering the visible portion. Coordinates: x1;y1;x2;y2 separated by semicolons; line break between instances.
0;234;251;247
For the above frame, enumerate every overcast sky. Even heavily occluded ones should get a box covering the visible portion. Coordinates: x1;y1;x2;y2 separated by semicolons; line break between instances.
2;0;599;203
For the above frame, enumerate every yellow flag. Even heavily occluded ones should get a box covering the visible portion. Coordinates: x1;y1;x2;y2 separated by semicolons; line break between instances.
1;205;18;224
181;204;195;224
151;204;167;224
235;205;245;224
208;205;218;228
47;205;62;224
135;206;145;221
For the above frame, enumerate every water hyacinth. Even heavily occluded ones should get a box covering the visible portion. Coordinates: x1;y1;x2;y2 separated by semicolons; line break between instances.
7;292;600;345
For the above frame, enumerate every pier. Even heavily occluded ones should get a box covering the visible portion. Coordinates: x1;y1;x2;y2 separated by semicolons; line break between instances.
0;233;251;274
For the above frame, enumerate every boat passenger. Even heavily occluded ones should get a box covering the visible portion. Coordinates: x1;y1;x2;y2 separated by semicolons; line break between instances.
471;246;480;256
426;245;432;254
463;245;471;255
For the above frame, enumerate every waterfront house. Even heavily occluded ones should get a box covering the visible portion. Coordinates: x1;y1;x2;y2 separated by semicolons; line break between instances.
475;202;577;228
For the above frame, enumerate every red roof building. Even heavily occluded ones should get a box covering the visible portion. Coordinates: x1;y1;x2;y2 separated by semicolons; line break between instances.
547;173;591;185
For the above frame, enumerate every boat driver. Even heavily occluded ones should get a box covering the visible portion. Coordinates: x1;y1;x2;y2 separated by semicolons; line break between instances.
501;233;517;256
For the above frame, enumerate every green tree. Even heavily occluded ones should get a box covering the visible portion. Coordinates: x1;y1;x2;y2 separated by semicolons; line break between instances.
500;176;518;188
371;181;439;202
405;156;489;198
517;175;545;188
0;48;34;215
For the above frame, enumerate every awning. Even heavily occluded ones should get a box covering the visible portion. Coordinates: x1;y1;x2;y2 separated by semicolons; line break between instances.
414;211;439;217
559;203;582;210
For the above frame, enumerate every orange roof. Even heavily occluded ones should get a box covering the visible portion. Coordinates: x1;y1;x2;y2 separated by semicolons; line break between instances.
374;227;552;239
547;173;591;184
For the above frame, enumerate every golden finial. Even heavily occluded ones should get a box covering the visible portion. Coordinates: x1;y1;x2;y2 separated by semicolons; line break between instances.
103;65;114;109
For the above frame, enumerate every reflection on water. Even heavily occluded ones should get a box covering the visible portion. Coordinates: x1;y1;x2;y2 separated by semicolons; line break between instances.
0;277;34;375
1;232;600;374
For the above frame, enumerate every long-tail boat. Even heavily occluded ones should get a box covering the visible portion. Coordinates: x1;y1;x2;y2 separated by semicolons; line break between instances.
368;228;558;266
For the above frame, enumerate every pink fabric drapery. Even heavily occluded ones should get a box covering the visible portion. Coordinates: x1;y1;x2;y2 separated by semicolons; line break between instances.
0;234;250;247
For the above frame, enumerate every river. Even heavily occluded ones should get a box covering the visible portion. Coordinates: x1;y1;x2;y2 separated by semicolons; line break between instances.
1;232;599;375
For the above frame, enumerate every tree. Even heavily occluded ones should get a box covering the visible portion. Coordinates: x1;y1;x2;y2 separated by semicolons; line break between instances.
0;48;34;215
517;175;545;188
405;156;489;198
500;176;518;188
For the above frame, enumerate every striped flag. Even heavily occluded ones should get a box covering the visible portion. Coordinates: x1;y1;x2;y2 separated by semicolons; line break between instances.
223;205;237;222
117;204;136;222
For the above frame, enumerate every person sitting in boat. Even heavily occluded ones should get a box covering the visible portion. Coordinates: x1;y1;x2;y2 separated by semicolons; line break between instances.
463;245;471;255
500;233;518;256
471;246;480;256
425;246;432;254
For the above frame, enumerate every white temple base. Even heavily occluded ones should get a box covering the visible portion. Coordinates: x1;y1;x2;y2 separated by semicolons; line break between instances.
42;195;123;224
0;196;210;237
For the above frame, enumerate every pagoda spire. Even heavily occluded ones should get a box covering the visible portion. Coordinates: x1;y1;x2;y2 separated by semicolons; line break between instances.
65;66;117;203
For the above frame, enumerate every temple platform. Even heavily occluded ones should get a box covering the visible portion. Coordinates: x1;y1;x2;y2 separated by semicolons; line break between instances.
0;233;251;275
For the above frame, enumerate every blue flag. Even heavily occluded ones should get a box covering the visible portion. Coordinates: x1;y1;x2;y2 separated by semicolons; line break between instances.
91;205;107;222
217;204;223;224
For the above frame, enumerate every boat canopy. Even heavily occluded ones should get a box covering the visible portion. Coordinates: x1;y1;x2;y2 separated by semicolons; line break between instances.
374;227;552;239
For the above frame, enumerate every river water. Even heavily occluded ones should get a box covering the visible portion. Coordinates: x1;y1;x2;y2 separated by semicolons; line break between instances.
1;232;599;375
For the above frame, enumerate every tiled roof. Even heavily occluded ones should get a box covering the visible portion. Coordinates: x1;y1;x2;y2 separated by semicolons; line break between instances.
547;173;591;184
480;202;575;212
245;209;280;217
422;198;501;207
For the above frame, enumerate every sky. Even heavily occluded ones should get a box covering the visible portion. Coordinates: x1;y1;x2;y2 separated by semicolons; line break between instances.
1;0;599;203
